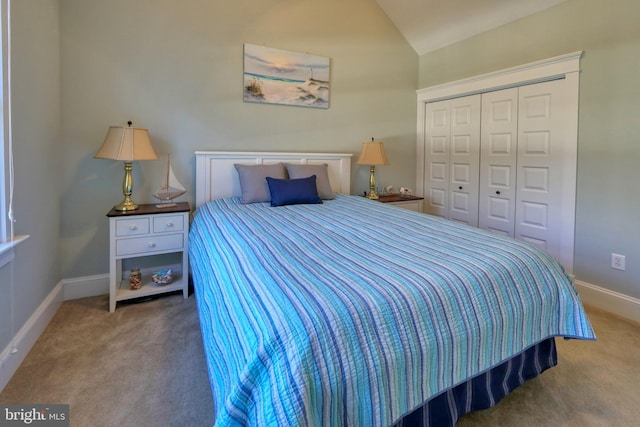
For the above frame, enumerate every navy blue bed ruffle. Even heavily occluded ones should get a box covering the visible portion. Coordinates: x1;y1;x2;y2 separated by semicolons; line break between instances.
395;338;557;426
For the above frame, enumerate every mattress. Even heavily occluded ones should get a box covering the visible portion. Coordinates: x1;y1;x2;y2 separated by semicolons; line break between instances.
189;194;595;426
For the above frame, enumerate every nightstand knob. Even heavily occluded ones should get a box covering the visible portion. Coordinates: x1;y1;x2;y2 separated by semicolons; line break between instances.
148;242;156;248
129;225;138;231
496;191;501;195
458;186;463;190
166;222;174;227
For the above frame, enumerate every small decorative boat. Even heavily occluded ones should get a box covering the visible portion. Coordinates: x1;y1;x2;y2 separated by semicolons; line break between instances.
153;154;186;208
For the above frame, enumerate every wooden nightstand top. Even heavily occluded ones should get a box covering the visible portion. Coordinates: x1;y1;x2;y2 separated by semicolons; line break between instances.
106;202;191;217
375;194;424;203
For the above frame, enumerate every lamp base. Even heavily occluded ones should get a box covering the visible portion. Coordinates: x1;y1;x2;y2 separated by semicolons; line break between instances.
367;165;379;200
115;196;138;211
115;162;139;211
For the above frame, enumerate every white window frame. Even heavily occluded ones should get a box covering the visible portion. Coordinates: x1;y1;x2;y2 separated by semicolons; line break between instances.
0;0;27;268
0;0;11;245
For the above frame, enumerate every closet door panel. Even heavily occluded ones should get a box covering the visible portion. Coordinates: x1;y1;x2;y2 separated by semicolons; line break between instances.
448;95;481;226
479;88;518;236
424;102;450;218
516;79;570;256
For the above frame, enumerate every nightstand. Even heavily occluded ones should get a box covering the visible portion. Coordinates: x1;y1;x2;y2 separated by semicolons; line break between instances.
375;194;424;212
106;202;190;312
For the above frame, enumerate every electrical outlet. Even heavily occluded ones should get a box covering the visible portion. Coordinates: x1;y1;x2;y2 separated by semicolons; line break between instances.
611;253;626;271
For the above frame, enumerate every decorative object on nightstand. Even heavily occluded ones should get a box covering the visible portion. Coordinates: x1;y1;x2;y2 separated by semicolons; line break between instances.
129;268;142;290
357;138;388;200
153;154;186;208
399;187;412;196
152;268;173;285
94;121;159;211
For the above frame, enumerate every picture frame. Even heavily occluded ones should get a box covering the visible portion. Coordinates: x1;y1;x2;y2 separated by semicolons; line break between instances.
243;43;330;109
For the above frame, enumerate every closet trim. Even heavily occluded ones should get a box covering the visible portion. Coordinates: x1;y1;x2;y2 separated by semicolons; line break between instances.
416;51;582;102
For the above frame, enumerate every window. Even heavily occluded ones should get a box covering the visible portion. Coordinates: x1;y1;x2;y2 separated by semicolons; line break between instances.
0;0;11;246
0;0;26;268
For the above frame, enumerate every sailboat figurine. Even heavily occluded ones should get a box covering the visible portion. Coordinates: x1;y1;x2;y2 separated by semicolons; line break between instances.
153;155;186;208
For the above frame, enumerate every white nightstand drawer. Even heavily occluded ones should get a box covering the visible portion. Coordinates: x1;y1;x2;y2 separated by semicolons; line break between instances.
116;233;184;256
115;218;150;236
375;195;424;213
153;215;185;233
389;200;422;212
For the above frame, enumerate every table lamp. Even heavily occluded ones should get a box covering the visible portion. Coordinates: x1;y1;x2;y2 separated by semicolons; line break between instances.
94;121;158;211
357;138;389;200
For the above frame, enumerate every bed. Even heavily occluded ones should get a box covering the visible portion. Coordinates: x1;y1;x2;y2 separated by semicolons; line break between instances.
190;151;595;426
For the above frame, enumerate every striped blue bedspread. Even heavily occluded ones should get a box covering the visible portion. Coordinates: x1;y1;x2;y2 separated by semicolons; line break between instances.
189;194;595;426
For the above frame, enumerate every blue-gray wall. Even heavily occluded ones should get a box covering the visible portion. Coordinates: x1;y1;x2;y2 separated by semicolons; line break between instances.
418;0;640;300
58;0;419;279
0;0;61;355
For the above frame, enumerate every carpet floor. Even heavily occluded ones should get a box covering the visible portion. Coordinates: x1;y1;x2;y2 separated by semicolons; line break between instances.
1;293;638;426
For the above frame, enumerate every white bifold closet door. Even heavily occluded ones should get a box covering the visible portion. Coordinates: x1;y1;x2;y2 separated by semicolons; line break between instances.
479;88;518;236
514;79;576;258
425;79;577;270
424;94;481;226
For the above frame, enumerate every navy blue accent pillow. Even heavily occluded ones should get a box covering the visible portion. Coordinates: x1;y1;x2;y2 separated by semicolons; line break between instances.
266;175;323;207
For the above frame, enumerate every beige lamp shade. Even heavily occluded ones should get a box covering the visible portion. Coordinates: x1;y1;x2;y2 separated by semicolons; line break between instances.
357;139;388;200
94;124;158;161
94;122;158;211
356;140;389;166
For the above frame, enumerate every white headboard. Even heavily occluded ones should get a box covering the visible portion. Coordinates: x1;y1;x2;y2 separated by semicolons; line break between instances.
195;151;353;207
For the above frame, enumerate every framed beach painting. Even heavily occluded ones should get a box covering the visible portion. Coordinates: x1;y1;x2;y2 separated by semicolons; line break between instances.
243;43;330;109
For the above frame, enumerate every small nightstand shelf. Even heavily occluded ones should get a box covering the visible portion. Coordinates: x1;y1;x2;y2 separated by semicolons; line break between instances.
115;263;185;299
375;194;424;212
107;202;190;312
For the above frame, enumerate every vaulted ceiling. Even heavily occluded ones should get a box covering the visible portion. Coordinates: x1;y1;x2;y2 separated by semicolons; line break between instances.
375;0;567;55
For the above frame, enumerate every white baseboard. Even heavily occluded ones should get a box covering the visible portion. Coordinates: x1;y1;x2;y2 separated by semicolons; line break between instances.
62;274;109;300
574;279;640;324
0;280;64;392
0;275;108;392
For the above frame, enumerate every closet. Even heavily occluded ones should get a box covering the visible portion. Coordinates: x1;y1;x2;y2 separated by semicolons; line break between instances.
416;52;581;274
